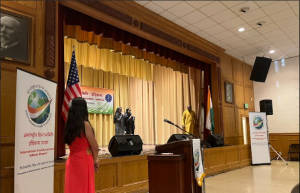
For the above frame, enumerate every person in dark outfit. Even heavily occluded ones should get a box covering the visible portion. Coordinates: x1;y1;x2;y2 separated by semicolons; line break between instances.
123;108;135;135
113;107;124;135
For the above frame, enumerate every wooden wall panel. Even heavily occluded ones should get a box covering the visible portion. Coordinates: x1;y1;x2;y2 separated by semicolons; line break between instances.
204;144;251;176
220;53;233;80
233;59;244;84
234;84;244;108
269;133;299;159
221;53;254;146
11;1;37;9
243;64;253;87
0;138;14;170
96;164;118;190
244;87;254;110
238;144;252;166
1;71;16;137
223;106;236;137
0;1;52;172
1;169;14;193
122;160;148;185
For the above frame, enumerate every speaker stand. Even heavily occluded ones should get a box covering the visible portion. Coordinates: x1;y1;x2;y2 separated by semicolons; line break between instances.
269;144;288;165
266;116;288;165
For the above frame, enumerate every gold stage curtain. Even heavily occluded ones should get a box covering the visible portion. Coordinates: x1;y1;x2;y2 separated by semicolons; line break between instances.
129;78;155;144
64;38;153;81
64;25;189;74
64;64;203;145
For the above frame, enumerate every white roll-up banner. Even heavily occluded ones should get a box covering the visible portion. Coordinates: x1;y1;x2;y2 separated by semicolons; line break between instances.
14;69;57;193
249;112;270;165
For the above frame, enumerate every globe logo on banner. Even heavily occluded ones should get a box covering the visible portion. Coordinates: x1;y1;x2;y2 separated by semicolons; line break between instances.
27;89;52;124
105;94;112;102
253;116;263;129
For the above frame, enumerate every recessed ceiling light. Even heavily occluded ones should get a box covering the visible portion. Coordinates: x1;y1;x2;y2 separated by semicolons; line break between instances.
269;50;275;54
238;28;245;32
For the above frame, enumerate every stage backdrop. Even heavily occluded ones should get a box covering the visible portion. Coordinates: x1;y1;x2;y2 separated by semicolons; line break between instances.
249;112;270;165
14;69;57;193
81;86;114;114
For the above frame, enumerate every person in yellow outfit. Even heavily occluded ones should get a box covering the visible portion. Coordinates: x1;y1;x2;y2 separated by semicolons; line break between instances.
182;105;197;136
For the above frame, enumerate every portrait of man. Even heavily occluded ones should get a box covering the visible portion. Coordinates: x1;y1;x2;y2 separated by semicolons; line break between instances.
1;11;29;63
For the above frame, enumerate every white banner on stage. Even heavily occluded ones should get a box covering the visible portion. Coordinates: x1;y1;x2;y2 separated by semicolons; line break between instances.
192;139;205;186
14;69;57;193
249;112;270;165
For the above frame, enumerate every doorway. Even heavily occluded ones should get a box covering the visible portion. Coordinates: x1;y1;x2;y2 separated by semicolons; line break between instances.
242;116;250;145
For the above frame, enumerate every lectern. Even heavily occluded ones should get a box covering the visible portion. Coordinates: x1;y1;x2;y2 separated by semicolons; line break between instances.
147;140;202;193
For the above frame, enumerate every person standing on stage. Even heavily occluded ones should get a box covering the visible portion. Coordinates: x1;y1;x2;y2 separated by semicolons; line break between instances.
63;98;99;193
182;105;197;136
114;107;125;135
123;108;135;135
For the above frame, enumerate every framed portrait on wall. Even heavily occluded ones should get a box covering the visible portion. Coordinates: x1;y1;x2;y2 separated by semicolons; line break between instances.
225;82;234;104
1;9;31;65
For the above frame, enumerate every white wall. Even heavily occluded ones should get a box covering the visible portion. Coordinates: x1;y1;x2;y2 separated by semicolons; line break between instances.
254;56;299;133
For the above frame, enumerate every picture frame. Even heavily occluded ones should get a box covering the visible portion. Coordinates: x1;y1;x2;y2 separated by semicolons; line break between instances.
1;9;32;65
224;81;234;104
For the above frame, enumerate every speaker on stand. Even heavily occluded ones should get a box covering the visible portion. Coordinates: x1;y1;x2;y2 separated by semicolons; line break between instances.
259;99;288;165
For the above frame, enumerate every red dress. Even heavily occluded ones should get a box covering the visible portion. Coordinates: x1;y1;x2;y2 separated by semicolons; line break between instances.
65;134;95;193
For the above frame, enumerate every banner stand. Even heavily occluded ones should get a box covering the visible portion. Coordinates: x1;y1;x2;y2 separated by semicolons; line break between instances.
14;68;57;193
249;112;271;165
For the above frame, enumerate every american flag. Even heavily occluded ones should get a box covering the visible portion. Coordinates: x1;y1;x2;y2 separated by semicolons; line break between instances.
62;50;82;121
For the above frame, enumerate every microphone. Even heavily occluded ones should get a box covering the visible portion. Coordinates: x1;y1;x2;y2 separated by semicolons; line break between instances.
164;119;174;125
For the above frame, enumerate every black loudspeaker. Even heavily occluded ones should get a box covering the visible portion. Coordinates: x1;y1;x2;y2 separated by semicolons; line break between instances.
205;134;224;147
167;134;191;143
108;135;143;157
250;57;272;82
259;99;273;115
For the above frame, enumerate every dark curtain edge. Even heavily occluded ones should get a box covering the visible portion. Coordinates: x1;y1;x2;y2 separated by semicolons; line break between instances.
57;4;66;158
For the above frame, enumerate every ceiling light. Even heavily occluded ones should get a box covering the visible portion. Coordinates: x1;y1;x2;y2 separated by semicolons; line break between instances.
238;28;245;32
269;50;275;54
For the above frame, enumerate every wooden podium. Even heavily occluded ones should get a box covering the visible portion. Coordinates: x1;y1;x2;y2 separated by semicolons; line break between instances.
147;140;202;193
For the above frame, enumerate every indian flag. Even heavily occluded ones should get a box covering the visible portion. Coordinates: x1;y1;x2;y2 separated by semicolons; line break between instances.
206;87;214;133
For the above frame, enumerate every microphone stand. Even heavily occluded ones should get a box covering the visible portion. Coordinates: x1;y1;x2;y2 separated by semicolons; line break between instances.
173;124;198;139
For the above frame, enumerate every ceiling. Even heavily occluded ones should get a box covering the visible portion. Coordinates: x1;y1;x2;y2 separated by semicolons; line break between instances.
135;1;299;65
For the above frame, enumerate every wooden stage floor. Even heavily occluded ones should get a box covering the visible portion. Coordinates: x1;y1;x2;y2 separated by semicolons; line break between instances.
64;144;157;159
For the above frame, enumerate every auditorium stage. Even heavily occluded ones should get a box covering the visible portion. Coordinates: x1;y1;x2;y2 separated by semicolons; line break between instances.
0;136;254;193
0;143;252;193
53;143;252;193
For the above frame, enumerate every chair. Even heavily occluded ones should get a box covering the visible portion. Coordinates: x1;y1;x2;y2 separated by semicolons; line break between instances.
288;144;300;161
291;183;299;193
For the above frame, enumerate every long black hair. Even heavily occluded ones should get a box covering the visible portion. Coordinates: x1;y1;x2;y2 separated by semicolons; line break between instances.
63;97;89;145
113;107;122;124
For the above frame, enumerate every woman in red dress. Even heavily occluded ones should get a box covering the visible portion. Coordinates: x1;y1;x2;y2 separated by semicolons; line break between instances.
63;98;99;193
